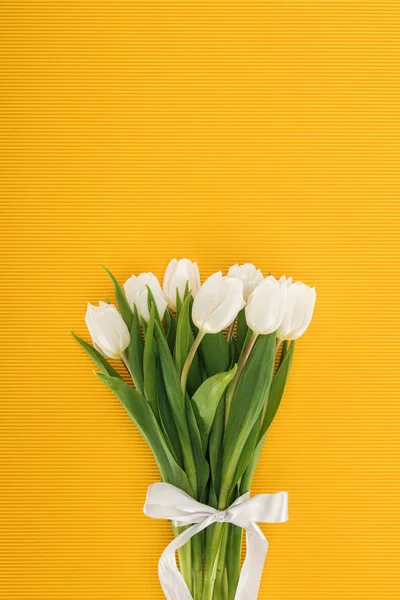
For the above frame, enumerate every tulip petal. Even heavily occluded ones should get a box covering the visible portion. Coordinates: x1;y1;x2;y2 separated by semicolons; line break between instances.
192;272;245;334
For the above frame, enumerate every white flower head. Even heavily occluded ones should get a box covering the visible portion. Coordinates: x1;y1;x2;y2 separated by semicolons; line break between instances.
163;258;201;312
245;275;290;335
227;263;264;301
277;281;316;341
192;271;246;334
124;272;167;322
85;301;130;359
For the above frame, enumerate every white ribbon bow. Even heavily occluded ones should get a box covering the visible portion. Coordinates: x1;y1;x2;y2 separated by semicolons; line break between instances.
143;482;288;600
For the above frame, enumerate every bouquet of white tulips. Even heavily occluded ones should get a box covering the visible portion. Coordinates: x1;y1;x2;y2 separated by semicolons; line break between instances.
74;259;316;600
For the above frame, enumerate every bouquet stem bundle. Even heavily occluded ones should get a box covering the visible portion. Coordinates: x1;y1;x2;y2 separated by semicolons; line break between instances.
75;260;315;600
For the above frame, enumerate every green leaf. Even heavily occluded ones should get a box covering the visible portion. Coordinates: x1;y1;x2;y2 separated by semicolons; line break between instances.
174;294;193;375
229;337;240;368
175;281;190;321
258;340;295;440
236;308;248;352
140;316;148;336
186;398;210;501
146;285;163;328
164;310;177;352
143;304;158;416
154;321;197;495
174;294;202;395
183;280;190;299
240;341;295;495
127;306;144;395
200;332;230;376
102;266;133;329
220;333;276;505
96;374;190;494
155;321;185;412
191;365;237;453
72;333;121;379
239;431;265;496
176;288;183;319
156;364;183;466
208;480;218;509
208;398;225;500
278;339;288;369
228;420;259;503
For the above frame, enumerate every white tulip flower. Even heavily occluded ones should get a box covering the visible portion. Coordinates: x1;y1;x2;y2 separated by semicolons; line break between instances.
85;301;130;359
245;275;290;335
124;272;167;322
192;271;246;334
163;258;201;312
277;281;316;341
227;263;264;301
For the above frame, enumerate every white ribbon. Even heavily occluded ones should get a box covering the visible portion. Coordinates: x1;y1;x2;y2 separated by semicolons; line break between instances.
143;483;288;600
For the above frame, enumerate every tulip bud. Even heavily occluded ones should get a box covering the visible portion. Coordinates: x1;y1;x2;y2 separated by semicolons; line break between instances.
163;258;201;312
192;271;246;334
277;281;316;341
124;272;167;323
245;275;290;335
85;301;131;359
227;263;264;301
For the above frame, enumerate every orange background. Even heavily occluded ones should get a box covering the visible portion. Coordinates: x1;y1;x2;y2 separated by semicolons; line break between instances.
1;2;400;599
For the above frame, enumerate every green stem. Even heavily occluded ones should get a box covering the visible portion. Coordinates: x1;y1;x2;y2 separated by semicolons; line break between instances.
120;351;133;379
208;332;260;597
214;525;229;599
202;523;225;600
191;532;204;600
172;524;192;593
226;525;242;600
181;330;205;394
226;319;235;343
224;332;258;424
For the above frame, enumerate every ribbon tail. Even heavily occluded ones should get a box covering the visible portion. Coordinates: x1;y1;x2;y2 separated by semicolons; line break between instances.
158;516;214;600
234;523;269;600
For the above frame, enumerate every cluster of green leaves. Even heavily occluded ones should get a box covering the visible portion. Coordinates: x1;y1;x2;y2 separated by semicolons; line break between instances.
74;268;295;600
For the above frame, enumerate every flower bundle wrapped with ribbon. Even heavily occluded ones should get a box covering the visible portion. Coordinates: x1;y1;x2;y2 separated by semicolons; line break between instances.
74;260;316;600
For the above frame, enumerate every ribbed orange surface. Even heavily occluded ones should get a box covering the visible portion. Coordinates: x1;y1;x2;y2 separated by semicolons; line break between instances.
1;2;400;598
